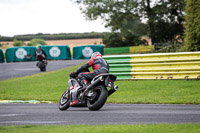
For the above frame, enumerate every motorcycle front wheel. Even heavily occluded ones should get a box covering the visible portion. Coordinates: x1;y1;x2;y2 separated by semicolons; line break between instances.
40;66;46;72
58;90;70;110
87;85;108;111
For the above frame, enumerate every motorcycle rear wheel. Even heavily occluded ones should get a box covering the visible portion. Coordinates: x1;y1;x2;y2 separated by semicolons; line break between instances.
40;67;46;72
87;85;108;111
58;90;70;110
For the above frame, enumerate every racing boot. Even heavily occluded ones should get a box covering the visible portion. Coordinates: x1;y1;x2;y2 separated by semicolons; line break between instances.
78;79;88;100
78;79;88;92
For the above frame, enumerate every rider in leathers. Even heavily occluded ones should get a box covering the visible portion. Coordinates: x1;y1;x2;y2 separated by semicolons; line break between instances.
35;44;47;60
70;52;109;90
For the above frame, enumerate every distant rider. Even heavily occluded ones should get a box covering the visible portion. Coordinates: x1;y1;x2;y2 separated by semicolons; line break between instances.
35;44;47;66
70;52;109;90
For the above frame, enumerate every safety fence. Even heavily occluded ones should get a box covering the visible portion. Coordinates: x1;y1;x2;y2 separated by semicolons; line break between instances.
104;45;154;55
0;48;4;63
5;45;71;62
4;45;104;62
73;45;103;59
103;51;200;80
41;45;71;60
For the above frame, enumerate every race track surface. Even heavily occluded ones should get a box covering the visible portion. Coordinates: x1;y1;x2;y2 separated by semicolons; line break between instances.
0;60;87;81
0;103;200;125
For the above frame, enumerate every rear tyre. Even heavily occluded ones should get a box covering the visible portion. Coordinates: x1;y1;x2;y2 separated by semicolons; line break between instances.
58;90;70;111
87;85;108;111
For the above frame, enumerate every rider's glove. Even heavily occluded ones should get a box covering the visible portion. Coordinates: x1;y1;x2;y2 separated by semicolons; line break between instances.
70;72;77;78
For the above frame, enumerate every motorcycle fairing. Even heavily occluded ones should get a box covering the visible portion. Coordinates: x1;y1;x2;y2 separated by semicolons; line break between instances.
68;78;86;107
91;73;117;89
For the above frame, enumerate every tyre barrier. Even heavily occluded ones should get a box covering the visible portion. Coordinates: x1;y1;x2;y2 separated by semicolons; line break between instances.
6;46;36;62
73;45;103;59
5;45;71;62
0;48;4;63
41;45;71;60
103;51;200;80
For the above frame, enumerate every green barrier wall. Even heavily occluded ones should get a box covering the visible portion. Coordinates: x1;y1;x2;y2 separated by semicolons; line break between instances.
104;45;154;55
104;47;129;54
103;52;200;80
0;48;4;63
73;45;103;59
41;45;71;60
6;46;36;62
6;45;71;62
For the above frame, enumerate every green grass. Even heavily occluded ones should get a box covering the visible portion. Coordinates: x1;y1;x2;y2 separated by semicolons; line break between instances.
0;124;200;133
0;64;81;102
107;79;200;104
0;64;200;104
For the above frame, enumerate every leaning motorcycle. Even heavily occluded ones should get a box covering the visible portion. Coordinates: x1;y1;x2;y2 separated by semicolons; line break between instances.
58;73;118;111
35;51;47;72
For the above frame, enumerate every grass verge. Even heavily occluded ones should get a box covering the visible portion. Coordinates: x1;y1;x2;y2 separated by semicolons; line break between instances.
0;64;200;104
0;124;200;133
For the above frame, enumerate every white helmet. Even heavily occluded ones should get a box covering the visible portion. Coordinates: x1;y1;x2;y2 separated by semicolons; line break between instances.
91;52;102;59
36;44;41;49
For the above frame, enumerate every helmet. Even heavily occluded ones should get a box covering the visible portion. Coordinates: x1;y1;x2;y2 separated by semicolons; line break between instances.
91;52;102;59
36;44;41;49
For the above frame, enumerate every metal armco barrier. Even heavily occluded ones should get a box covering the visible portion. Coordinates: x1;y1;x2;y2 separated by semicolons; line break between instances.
103;52;200;80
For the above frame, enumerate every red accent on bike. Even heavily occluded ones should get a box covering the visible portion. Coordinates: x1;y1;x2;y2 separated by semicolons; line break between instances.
82;72;90;74
70;86;74;90
74;84;78;89
84;80;88;84
70;100;78;106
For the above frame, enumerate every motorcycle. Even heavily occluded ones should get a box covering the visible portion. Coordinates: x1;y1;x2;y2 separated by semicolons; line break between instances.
35;51;47;72
58;72;118;111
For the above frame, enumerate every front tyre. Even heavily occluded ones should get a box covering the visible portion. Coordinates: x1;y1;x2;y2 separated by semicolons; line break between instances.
87;85;108;111
58;90;70;111
40;66;46;72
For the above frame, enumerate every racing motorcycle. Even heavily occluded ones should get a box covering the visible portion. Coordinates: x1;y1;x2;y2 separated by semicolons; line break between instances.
35;51;47;72
58;72;118;111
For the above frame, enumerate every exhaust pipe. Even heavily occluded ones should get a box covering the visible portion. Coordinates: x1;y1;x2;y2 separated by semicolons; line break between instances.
108;85;118;97
83;76;104;96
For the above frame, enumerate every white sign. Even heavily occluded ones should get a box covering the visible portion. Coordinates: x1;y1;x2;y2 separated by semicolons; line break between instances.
15;48;27;59
49;47;61;57
82;47;93;57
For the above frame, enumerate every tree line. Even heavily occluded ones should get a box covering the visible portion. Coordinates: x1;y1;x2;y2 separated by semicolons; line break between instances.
0;32;106;41
1;0;199;52
74;0;200;51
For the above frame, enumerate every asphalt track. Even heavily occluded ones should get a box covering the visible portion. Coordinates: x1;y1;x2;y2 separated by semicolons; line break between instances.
0;103;200;125
1;60;200;126
0;60;87;81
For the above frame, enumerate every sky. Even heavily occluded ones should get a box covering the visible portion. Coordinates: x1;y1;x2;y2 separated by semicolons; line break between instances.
0;0;110;37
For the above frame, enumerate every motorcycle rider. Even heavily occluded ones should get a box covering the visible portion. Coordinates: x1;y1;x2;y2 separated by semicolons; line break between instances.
35;44;47;66
70;52;109;91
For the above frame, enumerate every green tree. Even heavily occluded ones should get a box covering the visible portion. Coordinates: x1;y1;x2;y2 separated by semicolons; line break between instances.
27;39;47;46
184;0;200;51
139;0;185;43
13;39;25;47
75;0;185;44
103;32;144;47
